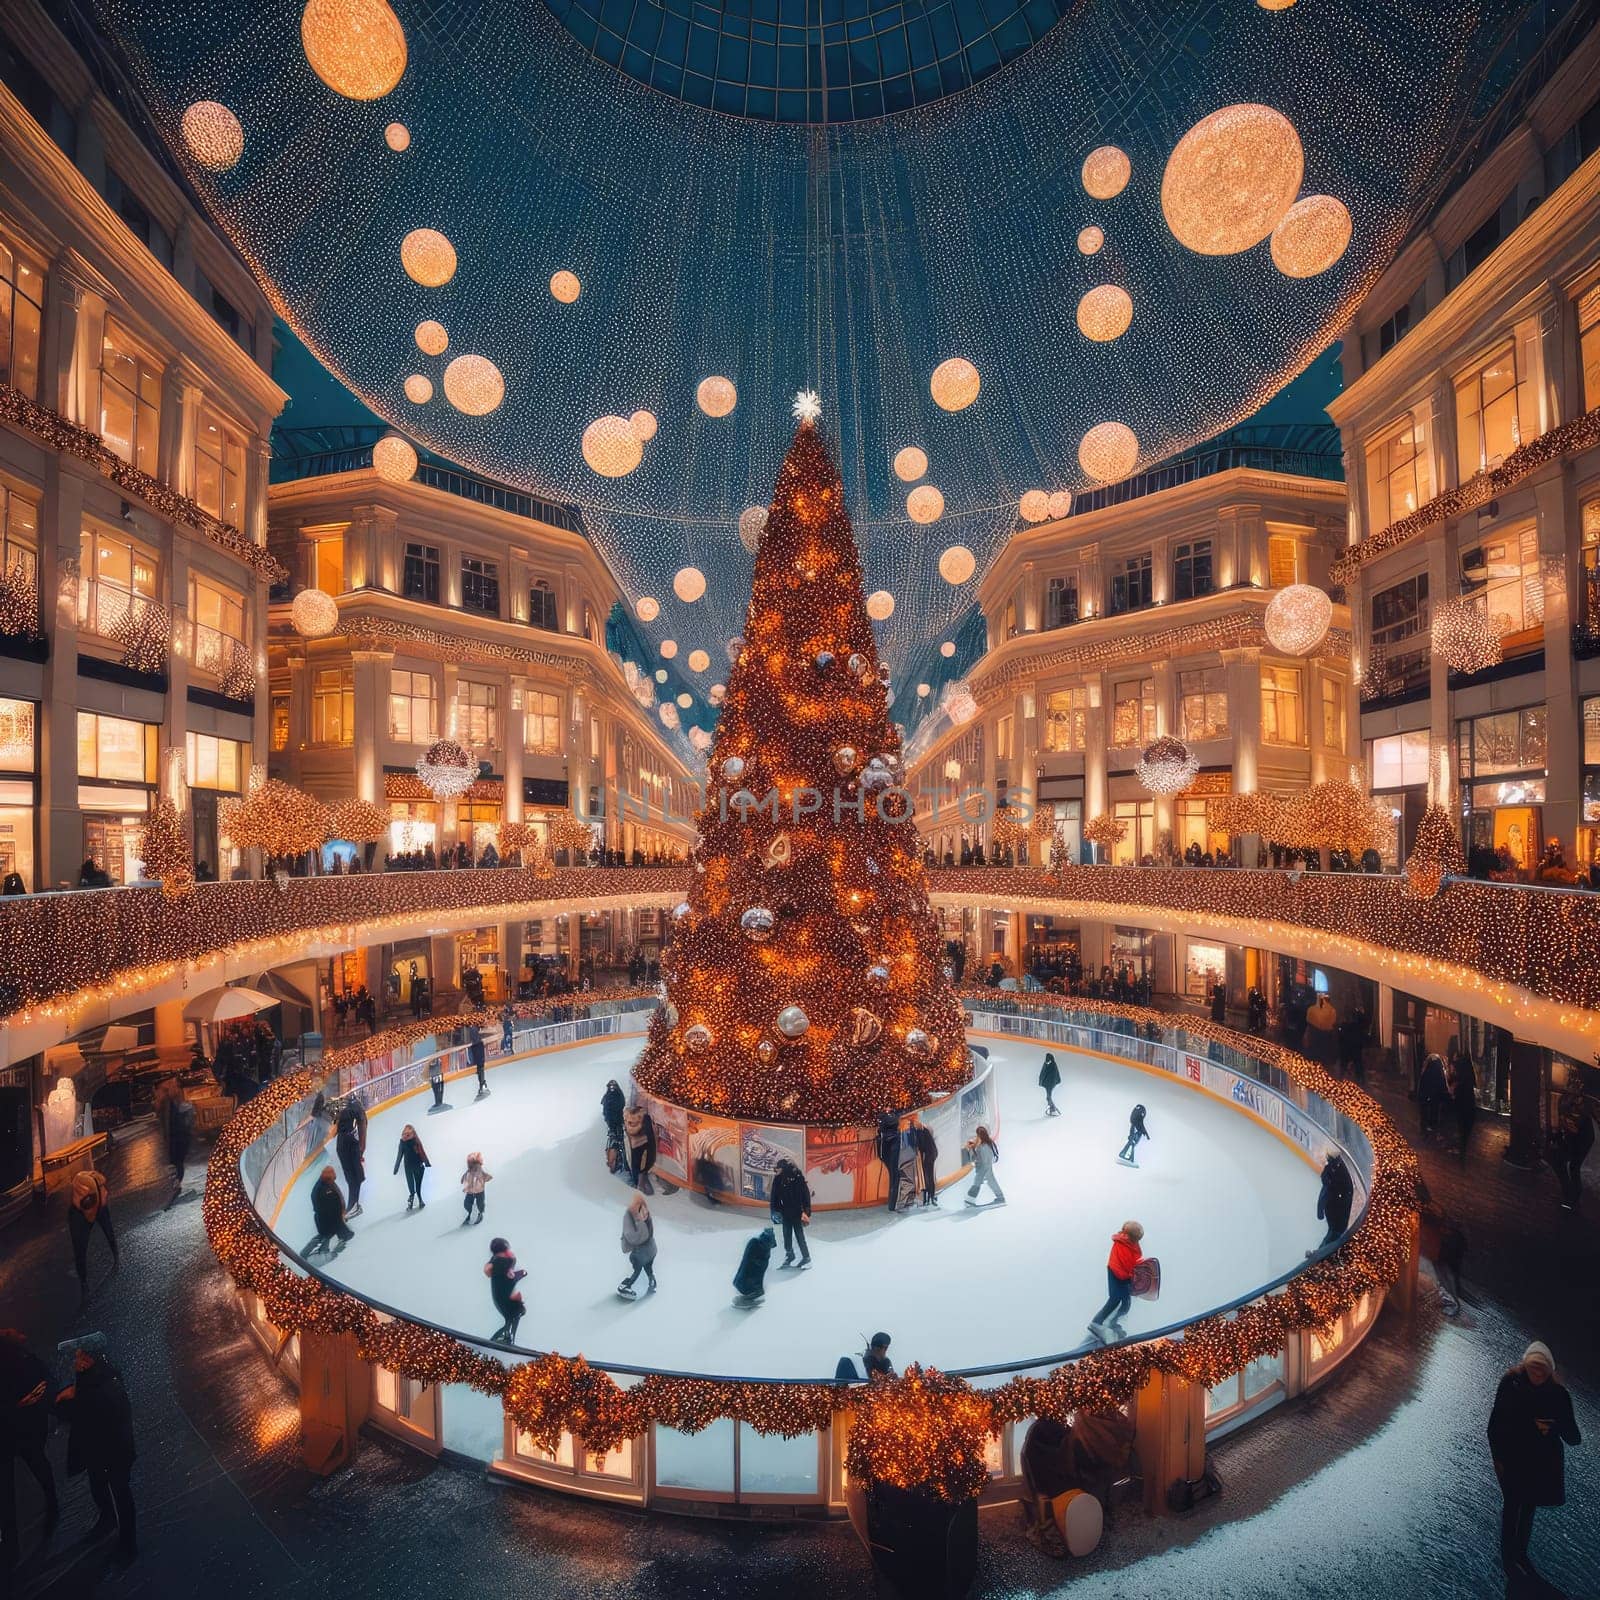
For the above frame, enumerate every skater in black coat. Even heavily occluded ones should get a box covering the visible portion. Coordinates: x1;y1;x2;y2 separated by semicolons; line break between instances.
428;1054;446;1108
1314;1150;1354;1247
769;1159;812;1265
55;1338;136;1559
916;1121;939;1206
485;1238;527;1343
307;1167;353;1256
335;1097;368;1216
1117;1105;1149;1166
1039;1052;1062;1116
466;1019;488;1093
732;1226;776;1307
1487;1341;1581;1583
876;1113;901;1211
601;1080;627;1174
392;1124;431;1209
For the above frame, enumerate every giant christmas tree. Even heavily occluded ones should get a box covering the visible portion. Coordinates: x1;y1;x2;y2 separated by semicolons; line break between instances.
632;409;968;1123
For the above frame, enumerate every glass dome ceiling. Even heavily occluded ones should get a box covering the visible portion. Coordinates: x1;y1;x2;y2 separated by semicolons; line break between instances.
541;0;1073;122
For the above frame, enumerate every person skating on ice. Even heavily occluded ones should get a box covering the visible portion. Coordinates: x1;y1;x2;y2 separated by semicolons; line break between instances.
623;1103;658;1194
306;1166;353;1257
1117;1104;1149;1166
769;1157;813;1266
895;1117;922;1211
1088;1220;1145;1342
466;1017;488;1095
428;1054;446;1110
1039;1051;1062;1116
485;1237;527;1344
393;1124;430;1210
732;1226;777;1307
601;1079;627;1176
460;1152;491;1224
963;1125;1005;1206
1310;1148;1354;1254
915;1117;940;1206
335;1094;368;1216
617;1192;657;1298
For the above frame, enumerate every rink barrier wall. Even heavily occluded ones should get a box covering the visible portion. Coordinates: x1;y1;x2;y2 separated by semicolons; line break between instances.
214;996;1417;1517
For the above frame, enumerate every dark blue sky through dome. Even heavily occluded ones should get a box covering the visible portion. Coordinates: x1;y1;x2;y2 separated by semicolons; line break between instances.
91;0;1532;720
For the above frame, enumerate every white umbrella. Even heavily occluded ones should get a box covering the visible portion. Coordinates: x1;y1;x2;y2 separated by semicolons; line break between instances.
183;987;277;1024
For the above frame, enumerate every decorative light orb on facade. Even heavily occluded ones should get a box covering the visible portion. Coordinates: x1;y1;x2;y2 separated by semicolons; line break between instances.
673;567;707;603
654;668;668;684
635;596;660;622
1161;104;1304;256
938;545;976;585
738;505;768;554
1136;734;1201;795
907;485;945;524
550;270;581;303
939;641;957;658
1432;597;1503;674
629;410;658;442
676;692;692;709
301;0;408;100
930;358;980;412
1258;0;1298;9
180;102;244;171
443;355;505;416
1048;490;1073;518
371;433;418;482
696;376;737;417
893;446;929;482
1078;421;1140;481
866;590;895;621
415;737;476;799
1019;490;1051;523
1270;194;1354;278
916;682;931;698
687;648;710;672
414;319;448;355
659;639;678;659
1077;224;1105;255
383;121;410;151
1081;145;1131;199
1264;583;1334;656
1076;284;1134;342
403;373;433;403
400;227;457;287
290;587;339;638
581;415;642;477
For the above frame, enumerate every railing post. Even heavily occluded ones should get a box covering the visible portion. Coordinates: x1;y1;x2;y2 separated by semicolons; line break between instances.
1132;1367;1205;1515
297;1329;370;1475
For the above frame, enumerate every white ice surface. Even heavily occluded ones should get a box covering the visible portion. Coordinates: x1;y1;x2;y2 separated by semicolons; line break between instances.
278;1033;1327;1380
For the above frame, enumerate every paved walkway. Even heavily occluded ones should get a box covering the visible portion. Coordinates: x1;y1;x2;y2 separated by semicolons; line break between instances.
1;1094;1595;1599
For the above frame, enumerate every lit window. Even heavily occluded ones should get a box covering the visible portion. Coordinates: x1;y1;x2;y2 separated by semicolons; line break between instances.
1454;339;1538;476
188;572;246;675
78;526;158;639
76;712;156;782
0;696;37;771
1172;539;1213;601
0;482;39;629
270;693;289;753
1044;575;1078;629
311;666;354;746
996;714;1015;762
1459;524;1543;645
1178;667;1227;741
194;406;247;526
1268;532;1302;587
1111;678;1155;747
184;731;245;791
525;689;561;754
460;555;500;616
1581;282;1600;413
1043;687;1086;752
1368;729;1430;790
454;679;499;748
0;237;44;400
1457;708;1546;779
98;318;162;473
1367;572;1430;695
388;668;438;744
307;530;345;594
1364;416;1431;533
1108;552;1153;616
1320;677;1346;752
1260;664;1304;745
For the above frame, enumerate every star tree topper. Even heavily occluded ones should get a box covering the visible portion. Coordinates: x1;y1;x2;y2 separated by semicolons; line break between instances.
792;389;822;425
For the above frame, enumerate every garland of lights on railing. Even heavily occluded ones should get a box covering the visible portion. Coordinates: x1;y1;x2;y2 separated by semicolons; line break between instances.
204;996;1418;1503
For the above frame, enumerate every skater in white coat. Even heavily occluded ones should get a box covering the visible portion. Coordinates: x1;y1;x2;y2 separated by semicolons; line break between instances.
963;1126;1005;1206
617;1193;657;1298
1117;1105;1150;1166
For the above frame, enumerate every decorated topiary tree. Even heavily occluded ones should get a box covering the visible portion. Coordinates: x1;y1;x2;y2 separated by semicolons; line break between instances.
631;412;967;1123
137;797;194;898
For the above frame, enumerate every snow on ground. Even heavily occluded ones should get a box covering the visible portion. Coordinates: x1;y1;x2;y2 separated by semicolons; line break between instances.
277;1033;1326;1380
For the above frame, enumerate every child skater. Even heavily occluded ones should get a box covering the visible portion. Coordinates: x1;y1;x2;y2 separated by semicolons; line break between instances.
1117;1104;1150;1167
460;1152;492;1225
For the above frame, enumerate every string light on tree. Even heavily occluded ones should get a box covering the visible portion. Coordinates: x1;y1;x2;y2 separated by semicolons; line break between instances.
1431;597;1502;674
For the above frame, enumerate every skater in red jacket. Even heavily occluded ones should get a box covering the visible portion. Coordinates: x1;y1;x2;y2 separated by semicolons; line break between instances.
1088;1221;1145;1342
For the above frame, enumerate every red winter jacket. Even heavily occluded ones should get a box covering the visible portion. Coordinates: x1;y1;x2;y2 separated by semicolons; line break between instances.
1107;1231;1143;1282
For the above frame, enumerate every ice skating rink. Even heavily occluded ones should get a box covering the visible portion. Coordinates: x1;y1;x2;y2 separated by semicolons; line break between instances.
277;1033;1328;1380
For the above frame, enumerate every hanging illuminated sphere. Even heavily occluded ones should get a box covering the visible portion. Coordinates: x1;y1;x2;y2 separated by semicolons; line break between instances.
943;681;979;724
740;907;776;942
1271;194;1354;278
1081;145;1131;199
414;319;448;355
687;648;710;672
400;227;456;286
1078;421;1140;482
1432;597;1503;674
939;641;956;658
658;702;680;729
1048;490;1073;518
721;756;746;782
866;590;895;621
629;410;658;442
865;963;890;987
907;485;945;524
654;668;668;684
738;505;768;554
684;1023;713;1054
893;446;928;482
674;567;707;603
775;1005;810;1041
384;121;410;151
930;358;980;412
635;596;660;622
659;639;678;659
917;682;931;698
1136;735;1201;795
416;737;476;799
1076;284;1134;342
442;355;504;416
301;0;408;100
862;763;893;794
371;433;418;482
180;101;244;171
403;374;433;404
1264;584;1334;656
550;269;581;303
580;416;641;477
938;545;976;584
697;375;737;417
1077;224;1105;254
1161;103;1304;256
1019;490;1051;523
708;683;726;706
290;587;339;638
675;692;692;709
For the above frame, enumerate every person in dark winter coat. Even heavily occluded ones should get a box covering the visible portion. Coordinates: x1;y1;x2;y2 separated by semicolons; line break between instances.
500;1003;515;1054
163;1088;195;1201
1088;1222;1145;1342
466;1019;488;1093
1487;1341;1581;1582
601;1080;627;1174
428;1054;446;1109
392;1124;430;1209
834;1332;895;1383
67;1169;118;1295
307;1166;354;1256
1418;1053;1448;1135
1450;1053;1478;1161
876;1113;901;1211
1117;1105;1150;1166
618;1193;657;1298
55;1339;136;1559
335;1097;368;1216
1314;1150;1354;1248
1038;1052;1062;1116
1209;981;1227;1024
769;1159;812;1265
623;1105;657;1192
0;1329;58;1568
732;1226;776;1307
485;1238;527;1343
1551;1084;1594;1213
916;1119;939;1205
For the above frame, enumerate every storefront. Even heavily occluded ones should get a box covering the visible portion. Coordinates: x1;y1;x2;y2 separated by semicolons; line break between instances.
1024;915;1080;974
1366;728;1431;870
1456;707;1547;872
185;729;248;876
1392;992;1508;1111
0;693;37;892
77;712;157;883
1183;937;1229;1000
1176;771;1232;859
456;926;502;999
1581;696;1599;878
1109;791;1154;866
1110;925;1156;982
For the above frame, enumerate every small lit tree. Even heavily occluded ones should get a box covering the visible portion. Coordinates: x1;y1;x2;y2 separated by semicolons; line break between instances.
137;798;194;898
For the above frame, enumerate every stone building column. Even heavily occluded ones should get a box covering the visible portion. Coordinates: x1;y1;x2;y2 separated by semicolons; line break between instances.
349;647;394;803
1222;647;1261;796
39;456;91;888
1534;469;1579;849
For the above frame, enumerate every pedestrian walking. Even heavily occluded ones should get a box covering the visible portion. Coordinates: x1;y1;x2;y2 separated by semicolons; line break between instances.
876;1113;901;1211
460;1153;491;1224
55;1338;136;1564
306;1166;353;1256
1209;980;1227;1024
1551;1084;1594;1213
732;1226;776;1308
617;1193;657;1298
485;1238;527;1343
623;1104;657;1193
1088;1221;1144;1343
0;1329;58;1573
1312;1148;1354;1251
164;1088;195;1203
1038;1051;1062;1116
770;1157;812;1266
1451;1052;1478;1161
963;1125;1005;1206
393;1124;431;1209
1487;1341;1581;1586
1116;1104;1150;1167
67;1169;118;1297
335;1096;368;1216
916;1118;940;1206
1418;1053;1448;1136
